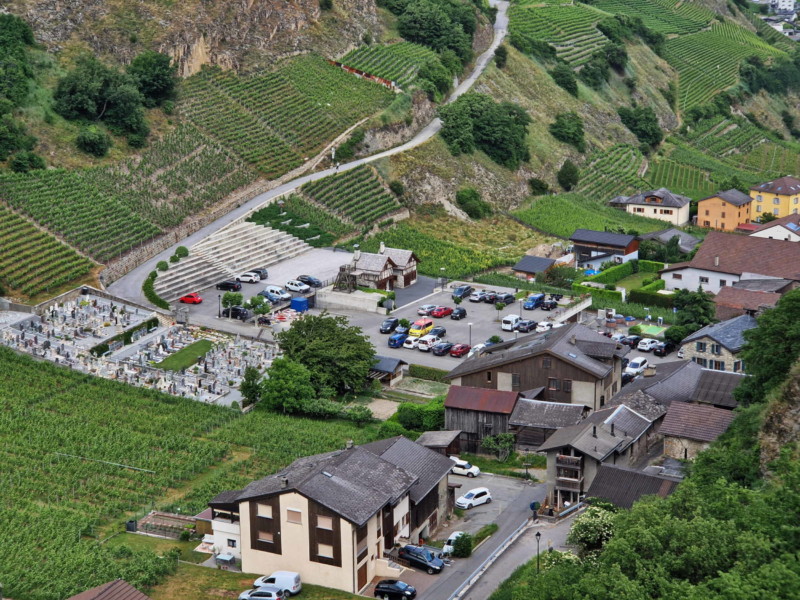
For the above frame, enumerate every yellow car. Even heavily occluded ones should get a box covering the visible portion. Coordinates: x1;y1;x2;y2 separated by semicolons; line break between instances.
408;318;434;337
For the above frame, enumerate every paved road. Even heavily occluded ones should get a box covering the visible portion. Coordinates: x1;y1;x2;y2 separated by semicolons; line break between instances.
108;1;509;307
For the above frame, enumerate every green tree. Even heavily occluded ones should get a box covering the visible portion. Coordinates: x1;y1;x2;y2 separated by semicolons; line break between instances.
418;56;452;98
456;187;492;218
550;63;578;97
239;366;262;408
481;433;515;460
398;0;473;63
674;287;715;329
557;159;580;190
618;105;663;147
260;358;316;413
221;292;244;308
127;50;177;107
276;312;376;395
567;506;615;556
0;114;35;160
759;212;778;223
452;532;474;557
550;112;585;152
9;150;44;173
76;126;112;157
494;44;508;69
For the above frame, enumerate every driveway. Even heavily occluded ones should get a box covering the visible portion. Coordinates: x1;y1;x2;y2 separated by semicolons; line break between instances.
394;275;439;308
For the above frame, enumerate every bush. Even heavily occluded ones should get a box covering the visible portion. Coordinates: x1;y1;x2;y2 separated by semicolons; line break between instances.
169;254;180;263
142;276;170;310
550;112;585;151
409;364;449;382
452;533;474;558
389;180;405;197
628;325;642;335
9;151;45;173
572;283;623;303
76;126;112;157
175;246;189;258
378;420;411;438
456;187;492;219
396;397;444;431
156;260;169;272
320;0;333;9
618;105;663;147
494;45;508;69
550;63;578;97
557;160;580;191
527;178;549;196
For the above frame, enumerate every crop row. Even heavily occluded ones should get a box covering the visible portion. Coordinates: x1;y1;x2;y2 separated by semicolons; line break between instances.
341;42;439;88
248;194;354;247
647;159;716;198
301;166;400;224
743;141;800;174
576;144;651;200
593;0;712;34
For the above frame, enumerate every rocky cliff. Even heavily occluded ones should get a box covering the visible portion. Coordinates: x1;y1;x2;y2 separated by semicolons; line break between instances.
5;0;380;75
759;360;800;477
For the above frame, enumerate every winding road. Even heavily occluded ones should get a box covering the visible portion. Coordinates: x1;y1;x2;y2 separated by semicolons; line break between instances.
109;1;509;304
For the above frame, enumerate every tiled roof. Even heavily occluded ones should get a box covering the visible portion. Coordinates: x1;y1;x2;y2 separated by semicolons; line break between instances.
731;278;793;293
659;402;735;443
570;228;636;247
682;314;758;353
751;212;800;233
508;398;587;428
691;370;744;408
513;255;556;274
749;175;800;196
610;188;691;209
659;231;800;280
381;247;417;267
638;228;701;254
354;252;397;274
68;580;151;600
714;287;781;311
415;430;461;448
587;465;679;509
699;189;753;207
444;386;519;414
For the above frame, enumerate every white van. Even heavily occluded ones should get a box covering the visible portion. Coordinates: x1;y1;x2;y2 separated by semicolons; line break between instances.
501;314;521;331
253;572;302;596
417;334;439;352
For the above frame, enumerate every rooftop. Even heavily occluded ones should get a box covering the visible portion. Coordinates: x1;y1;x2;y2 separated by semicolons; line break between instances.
638;228;701;254
659;402;736;443
751;212;800;234
509;398;587;429
682;314;758;353
513;255;556;274
570;228;636;248
750;175;800;196
610;188;691;209
699;189;753;207
354;252;397;274
586;464;679;509
372;355;408;374
714;287;781;312
415;430;461;448
68;580;151;600
444;386;520;414
731;278;793;293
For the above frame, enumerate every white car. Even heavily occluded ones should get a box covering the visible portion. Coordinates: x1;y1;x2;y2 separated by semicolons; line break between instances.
637;338;659;352
442;531;466;555
285;279;311;293
501;314;521;332
237;271;261;283
450;456;480;477
625;356;649;376
535;321;554;333
417;334;439;352
417;304;437;316
455;487;492;509
239;586;285;600
467;343;486;358
253;572;302;596
403;336;421;349
263;285;291;301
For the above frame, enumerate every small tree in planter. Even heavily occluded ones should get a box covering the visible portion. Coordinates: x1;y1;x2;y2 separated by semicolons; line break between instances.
452;533;474;558
495;301;506;321
156;260;169;272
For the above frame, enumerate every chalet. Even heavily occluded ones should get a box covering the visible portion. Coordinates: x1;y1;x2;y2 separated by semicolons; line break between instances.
508;398;589;448
749;213;800;241
680;314;757;372
350;250;397;290
67;580;151;600
537;404;657;509
696;189;753;231
659;231;800;293
512;256;556;281
586;464;679;509
659;402;735;460
378;243;420;288
444;323;629;412
415;430;461;456
569;229;638;270
444;386;520;453
638;227;701;254
206;438;453;593
609;188;691;226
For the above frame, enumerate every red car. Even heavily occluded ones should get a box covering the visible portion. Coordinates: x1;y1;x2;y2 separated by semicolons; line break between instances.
449;344;471;358
179;293;203;304
430;306;453;318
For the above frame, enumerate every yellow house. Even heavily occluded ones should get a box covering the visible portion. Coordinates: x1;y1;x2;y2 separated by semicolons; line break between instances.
749;176;800;219
697;189;753;231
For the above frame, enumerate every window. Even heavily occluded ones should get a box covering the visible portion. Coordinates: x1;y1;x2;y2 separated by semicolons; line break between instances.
402;513;409;526
542;358;551;369
317;515;333;530
703;220;710;227
696;342;707;352
774;208;780;216
228;539;237;548
634;207;644;213
704;209;710;216
287;509;302;524
774;198;780;204
711;343;722;355
794;198;799;204
257;504;273;519
563;380;572;393
548;378;560;391
719;280;727;287
757;205;762;212
733;360;742;372
712;360;726;371
720;223;725;230
672;273;683;280
486;371;492;383
318;543;334;559
699;276;709;284
511;373;520;390
721;212;726;218
693;357;708;367
258;531;274;543
757;194;762;201
661;209;673;215
483;423;493;435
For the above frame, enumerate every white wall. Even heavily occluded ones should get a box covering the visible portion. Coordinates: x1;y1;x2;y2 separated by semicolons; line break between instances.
750;225;800;242
624;203;691;226
662;267;741;293
212;518;242;559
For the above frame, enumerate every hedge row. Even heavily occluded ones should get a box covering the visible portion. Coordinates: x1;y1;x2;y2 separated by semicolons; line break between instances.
396;398;445;431
587;261;635;284
572;283;624;303
409;364;450;382
638;259;666;273
143;273;170;311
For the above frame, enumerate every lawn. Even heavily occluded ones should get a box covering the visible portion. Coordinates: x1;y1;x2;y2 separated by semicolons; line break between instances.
104;532;209;564
460;451;546;479
615;272;653;291
148;563;362;600
155;339;214;371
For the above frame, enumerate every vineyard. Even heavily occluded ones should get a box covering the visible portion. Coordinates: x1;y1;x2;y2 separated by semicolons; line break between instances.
663;23;784;111
0;204;94;297
301;165;401;224
514;193;666;238
508;4;610;66
646;159;716;198
180;55;393;178
592;0;712;34
341;42;440;88
0;347;381;600
248;194;354;247
575;144;651;200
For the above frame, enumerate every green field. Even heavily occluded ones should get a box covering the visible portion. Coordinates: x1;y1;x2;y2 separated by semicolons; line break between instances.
341;42;440;88
248;194;354;247
155;340;214;371
593;0;713;34
647;159;716;198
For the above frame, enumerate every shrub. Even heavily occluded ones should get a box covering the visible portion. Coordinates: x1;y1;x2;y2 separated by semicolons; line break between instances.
9;151;45;173
156;260;169;272
494;45;508;69
628;325;642;335
550;63;578;97
320;0;333;9
618;105;663;147
76;126;111;157
389;180;405;197
409;364;449;382
175;246;189;258
142;277;170;310
378;420;411;438
452;533;474;558
169;254;179;263
550;112;585;151
456;187;492;219
528;178;549;196
557;160;580;190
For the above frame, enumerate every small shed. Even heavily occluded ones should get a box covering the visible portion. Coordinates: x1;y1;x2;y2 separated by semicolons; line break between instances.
444;386;520;453
369;356;408;387
513;256;556;281
415;430;462;456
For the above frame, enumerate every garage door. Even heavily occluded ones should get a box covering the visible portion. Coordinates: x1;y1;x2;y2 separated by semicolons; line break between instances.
357;563;367;591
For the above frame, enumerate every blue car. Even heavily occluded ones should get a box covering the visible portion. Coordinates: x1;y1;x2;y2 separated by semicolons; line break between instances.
523;293;545;310
259;290;282;303
388;333;408;348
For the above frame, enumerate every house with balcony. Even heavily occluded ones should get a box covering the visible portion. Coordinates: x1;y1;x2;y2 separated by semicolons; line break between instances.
679;314;758;372
696;189;753;231
750;176;800;219
609;188;692;226
569;229;638;270
206;438;453;593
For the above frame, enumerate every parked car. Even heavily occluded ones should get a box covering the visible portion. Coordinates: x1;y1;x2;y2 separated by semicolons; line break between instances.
469;290;488;302
430;306;453;318
442;531;466;556
610;333;627;343
535;321;554;333
398;545;444;574
417;304;438;316
540;299;558;311
450;343;471;358
621;335;642;348
374;580;417;600
251;268;269;280
395;323;410;335
523;294;545;310
449;456;480;478
388;333;408;348
467;343;486;358
237;271;262;283
285;279;311;293
380;317;400;334
263;285;291;301
484;337;504;347
179;293;203;304
455;487;492;509
515;319;537;333
450;307;467;320
222;306;250;321
408;318;434;337
432;341;455;356
403;336;422;350
625;356;649;376
549;294;564;301
239;586;285;600
637;338;659;352
259;290;282;304
495;292;515;305
501;314;521;332
621;372;636;386
452;285;474;301
654;341;676;357
482;291;499;303
297;274;322;288
253;572;302;596
216;280;242;291
417;334;439;352
429;326;447;339
677;348;685;359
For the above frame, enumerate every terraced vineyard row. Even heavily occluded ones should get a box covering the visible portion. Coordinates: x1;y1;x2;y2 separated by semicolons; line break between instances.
508;4;609;66
742;141;800;174
576;144;651;200
688;118;767;158
0;170;161;262
342;42;439;88
593;0;712;34
248;194;354;247
647;159;716;198
0;205;94;297
301;165;400;224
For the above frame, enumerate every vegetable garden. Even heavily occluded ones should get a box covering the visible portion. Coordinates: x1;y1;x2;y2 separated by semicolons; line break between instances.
301;165;400;224
341;42;439;88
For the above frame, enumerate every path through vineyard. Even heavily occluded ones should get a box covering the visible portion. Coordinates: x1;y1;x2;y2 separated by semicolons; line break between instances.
109;0;510;306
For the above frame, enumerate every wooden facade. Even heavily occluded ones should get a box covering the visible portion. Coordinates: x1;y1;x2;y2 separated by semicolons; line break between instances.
445;407;511;454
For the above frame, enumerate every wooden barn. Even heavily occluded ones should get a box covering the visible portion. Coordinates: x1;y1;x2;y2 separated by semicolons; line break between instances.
508;397;589;448
415;430;461;456
444;386;520;453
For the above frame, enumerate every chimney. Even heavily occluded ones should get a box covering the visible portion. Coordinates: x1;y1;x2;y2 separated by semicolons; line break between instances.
353;243;361;263
346;439;354;449
611;423;615;437
569;335;576;345
280;477;288;489
714;255;719;267
379;241;386;254
592;425;597;438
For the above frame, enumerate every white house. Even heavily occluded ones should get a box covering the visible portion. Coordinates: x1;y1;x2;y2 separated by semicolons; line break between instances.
749;213;800;242
608;188;692;226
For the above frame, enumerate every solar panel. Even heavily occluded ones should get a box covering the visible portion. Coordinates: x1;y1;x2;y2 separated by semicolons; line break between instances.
787;222;800;231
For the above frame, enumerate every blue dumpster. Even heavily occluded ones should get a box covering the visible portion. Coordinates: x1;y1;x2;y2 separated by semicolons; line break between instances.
291;297;309;312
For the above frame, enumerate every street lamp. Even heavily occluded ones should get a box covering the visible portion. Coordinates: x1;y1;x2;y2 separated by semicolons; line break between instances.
535;531;541;573
218;294;221;318
440;267;446;292
468;322;473;346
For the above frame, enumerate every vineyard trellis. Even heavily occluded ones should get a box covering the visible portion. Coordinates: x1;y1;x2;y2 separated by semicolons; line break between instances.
341;42;440;88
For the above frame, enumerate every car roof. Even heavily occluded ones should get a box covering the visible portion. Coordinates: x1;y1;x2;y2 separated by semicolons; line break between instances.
466;486;489;493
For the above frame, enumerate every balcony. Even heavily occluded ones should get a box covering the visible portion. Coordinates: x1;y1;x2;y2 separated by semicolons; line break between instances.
555;477;583;492
556;455;582;468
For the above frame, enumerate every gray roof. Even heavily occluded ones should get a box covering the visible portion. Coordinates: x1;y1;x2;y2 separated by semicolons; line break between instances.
382;247;416;268
610;188;691;209
699;189;753;207
732;278;793;293
415;430;461;448
354;252;397;274
638;228;701;254
659;402;735;443
445;323;625;381
570;229;636;247
372;355;407;374
682;314;758;353
513;256;556;274
509;398;587;429
587;465;680;509
691;370;744;409
68;580;152;600
361;436;455;504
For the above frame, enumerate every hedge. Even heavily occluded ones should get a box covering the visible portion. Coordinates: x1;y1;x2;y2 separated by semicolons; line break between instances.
396;399;445;431
638;260;666;273
572;283;623;303
628;278;675;308
409;364;450;382
473;273;572;296
588;261;635;284
90;317;160;356
143;275;170;310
